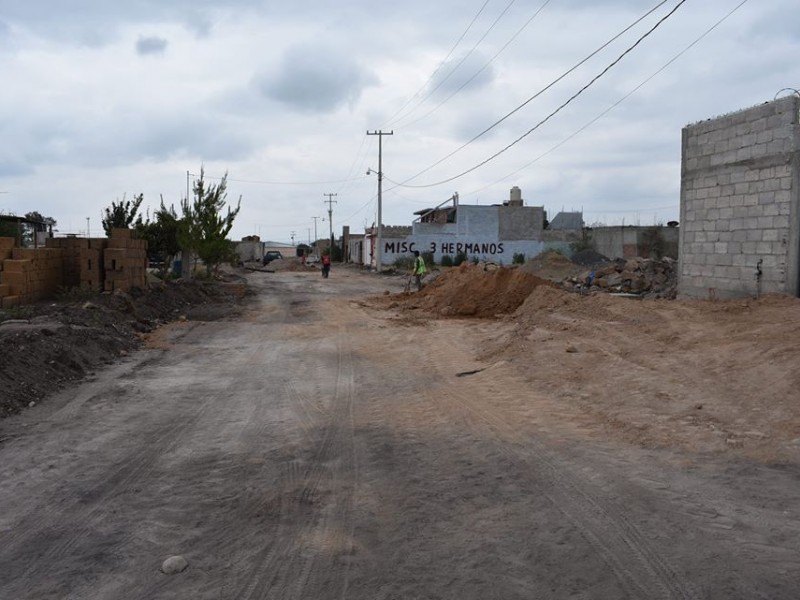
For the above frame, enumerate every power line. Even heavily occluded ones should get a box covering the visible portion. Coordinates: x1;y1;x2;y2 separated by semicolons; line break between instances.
397;0;687;189
391;0;519;128
380;0;491;129
396;0;670;185
397;0;554;131
462;0;751;198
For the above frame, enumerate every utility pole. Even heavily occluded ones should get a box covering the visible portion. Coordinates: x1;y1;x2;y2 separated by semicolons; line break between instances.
86;217;90;237
323;193;337;257
291;231;296;246
367;129;393;271
311;216;321;257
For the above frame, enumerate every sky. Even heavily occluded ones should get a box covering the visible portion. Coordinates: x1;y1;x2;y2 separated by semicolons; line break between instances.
1;0;799;243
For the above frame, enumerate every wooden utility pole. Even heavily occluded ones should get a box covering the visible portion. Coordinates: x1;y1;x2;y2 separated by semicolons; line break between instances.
323;193;337;257
367;130;393;271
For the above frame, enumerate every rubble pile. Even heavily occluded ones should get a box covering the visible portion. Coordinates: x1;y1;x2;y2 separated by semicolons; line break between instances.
564;256;677;299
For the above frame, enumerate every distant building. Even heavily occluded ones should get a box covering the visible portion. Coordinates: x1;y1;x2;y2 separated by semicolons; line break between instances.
360;188;582;267
590;224;679;260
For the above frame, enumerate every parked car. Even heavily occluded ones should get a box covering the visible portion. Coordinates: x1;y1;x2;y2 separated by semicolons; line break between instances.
263;251;283;265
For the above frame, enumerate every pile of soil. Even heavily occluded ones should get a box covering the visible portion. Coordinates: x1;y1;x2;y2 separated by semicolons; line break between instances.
389;263;555;317
375;261;800;459
0;277;248;417
489;287;800;460
518;250;582;281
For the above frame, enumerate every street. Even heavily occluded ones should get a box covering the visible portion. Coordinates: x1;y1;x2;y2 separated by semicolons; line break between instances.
1;268;798;599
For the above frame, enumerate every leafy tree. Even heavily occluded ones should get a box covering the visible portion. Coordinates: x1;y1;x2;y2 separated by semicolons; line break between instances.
102;193;144;236
179;169;240;276
135;198;182;276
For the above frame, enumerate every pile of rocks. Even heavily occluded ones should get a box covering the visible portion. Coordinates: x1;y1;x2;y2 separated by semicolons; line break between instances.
564;257;677;299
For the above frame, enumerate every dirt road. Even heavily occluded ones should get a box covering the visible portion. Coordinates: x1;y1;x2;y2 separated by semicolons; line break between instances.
1;268;798;599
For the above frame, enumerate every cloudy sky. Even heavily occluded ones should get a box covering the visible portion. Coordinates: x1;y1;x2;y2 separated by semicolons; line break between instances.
1;0;798;242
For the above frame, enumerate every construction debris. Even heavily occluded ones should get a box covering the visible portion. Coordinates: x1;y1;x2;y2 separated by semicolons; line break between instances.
564;257;677;299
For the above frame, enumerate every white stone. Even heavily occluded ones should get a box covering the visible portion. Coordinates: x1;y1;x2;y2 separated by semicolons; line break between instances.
161;555;188;575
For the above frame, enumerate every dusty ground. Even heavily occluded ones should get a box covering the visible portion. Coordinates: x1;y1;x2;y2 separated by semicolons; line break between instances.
1;265;799;598
0;276;248;417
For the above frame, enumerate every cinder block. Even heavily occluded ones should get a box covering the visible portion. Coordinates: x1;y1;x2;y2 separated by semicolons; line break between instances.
0;283;9;297
104;248;126;271
89;238;108;250
0;238;15;251
1;271;30;295
1;295;21;308
2;259;32;273
111;228;133;240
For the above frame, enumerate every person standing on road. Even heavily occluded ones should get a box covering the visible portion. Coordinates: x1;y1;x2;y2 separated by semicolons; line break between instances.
412;250;427;291
321;252;331;278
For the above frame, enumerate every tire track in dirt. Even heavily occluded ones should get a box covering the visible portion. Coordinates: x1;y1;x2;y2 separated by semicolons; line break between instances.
1;380;219;592
1;317;280;600
420;327;698;600
230;323;358;600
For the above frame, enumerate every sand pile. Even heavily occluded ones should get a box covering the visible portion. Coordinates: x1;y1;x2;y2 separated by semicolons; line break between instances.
410;263;555;317
518;250;582;282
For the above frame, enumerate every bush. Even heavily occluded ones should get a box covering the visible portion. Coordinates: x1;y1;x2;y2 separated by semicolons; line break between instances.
512;252;525;264
422;251;434;267
394;256;414;270
453;251;468;266
471;255;480;265
440;254;453;267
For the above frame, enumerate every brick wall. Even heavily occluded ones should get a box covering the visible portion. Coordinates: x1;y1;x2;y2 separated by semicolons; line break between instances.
678;96;800;299
0;229;149;307
0;243;65;308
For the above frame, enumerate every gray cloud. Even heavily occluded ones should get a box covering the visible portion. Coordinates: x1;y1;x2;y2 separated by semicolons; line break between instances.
136;35;168;56
427;51;496;98
257;43;377;113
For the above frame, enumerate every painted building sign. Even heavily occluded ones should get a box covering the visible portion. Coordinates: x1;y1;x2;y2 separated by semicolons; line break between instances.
383;240;506;256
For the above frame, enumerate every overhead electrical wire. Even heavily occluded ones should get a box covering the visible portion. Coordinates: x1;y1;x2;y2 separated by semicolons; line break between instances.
390;0;519;128
395;0;670;186
461;0;751;198
396;0;554;131
396;0;687;189
380;0;492;129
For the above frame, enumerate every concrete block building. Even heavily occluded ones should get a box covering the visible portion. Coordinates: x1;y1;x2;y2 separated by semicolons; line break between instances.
363;188;582;267
678;96;800;298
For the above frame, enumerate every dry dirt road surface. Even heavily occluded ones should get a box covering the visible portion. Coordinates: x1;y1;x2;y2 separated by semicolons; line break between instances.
1;268;798;599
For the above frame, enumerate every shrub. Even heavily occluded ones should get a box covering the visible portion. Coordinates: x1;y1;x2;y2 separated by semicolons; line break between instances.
440;254;454;267
471;255;480;265
453;251;468;266
394;256;414;270
512;252;525;264
421;251;434;267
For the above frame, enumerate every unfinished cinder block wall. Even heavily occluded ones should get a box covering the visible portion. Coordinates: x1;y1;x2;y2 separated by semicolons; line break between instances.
678;96;800;299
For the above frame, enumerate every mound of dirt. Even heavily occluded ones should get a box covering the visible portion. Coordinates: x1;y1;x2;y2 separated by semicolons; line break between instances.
490;288;800;460
518;250;582;282
0;278;248;418
393;263;555;317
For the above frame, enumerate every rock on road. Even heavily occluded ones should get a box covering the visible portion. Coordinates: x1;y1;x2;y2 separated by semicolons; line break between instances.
0;268;798;599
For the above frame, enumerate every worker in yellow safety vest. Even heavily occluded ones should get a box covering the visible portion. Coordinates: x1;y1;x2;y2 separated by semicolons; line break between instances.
412;250;427;291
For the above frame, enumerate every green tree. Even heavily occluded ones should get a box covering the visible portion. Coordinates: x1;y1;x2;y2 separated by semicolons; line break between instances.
179;169;240;276
135;198;182;276
102;193;144;236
